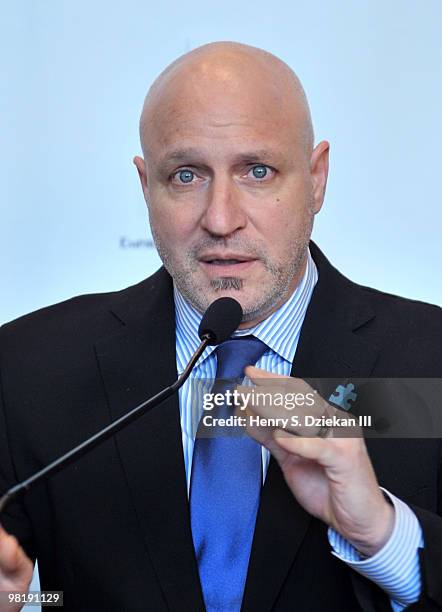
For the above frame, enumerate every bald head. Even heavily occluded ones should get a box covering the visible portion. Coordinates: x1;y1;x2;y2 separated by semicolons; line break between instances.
139;42;314;160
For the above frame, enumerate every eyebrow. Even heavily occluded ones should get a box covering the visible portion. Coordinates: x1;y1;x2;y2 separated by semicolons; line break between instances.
157;147;279;167
158;148;202;166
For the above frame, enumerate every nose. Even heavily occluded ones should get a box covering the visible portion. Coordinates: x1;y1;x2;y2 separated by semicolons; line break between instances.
200;174;247;237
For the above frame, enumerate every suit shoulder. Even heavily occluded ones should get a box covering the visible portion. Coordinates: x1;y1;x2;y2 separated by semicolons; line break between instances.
352;283;442;374
311;240;441;331
358;283;442;329
0;268;169;350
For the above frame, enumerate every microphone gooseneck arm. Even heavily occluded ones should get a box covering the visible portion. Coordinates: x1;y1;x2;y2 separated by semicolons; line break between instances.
0;334;212;515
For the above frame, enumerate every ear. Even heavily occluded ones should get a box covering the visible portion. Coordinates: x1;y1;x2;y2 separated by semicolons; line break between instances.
309;141;330;214
133;155;149;204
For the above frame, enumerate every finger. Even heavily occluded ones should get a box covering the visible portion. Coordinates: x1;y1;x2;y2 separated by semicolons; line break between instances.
0;525;32;577
245;365;284;378
235;388;301;435
244;367;318;398
236;381;331;437
244;410;291;463
273;432;336;466
240;379;359;438
244;366;288;384
243;407;275;445
274;434;369;475
244;366;311;387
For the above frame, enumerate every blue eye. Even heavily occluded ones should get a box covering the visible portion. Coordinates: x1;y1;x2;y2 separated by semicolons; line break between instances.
178;169;194;183
251;165;268;179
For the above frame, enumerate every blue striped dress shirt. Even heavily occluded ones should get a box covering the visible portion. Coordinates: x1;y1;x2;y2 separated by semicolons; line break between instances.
174;248;423;610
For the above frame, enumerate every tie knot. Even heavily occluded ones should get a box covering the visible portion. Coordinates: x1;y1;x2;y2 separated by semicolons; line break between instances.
215;335;267;380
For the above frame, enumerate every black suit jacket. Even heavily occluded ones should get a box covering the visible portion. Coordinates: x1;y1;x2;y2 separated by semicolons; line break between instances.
0;242;441;611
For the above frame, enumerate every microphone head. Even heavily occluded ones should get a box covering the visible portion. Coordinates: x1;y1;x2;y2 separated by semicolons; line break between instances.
198;297;243;345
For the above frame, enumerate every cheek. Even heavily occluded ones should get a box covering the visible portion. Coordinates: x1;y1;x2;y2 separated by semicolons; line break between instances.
148;196;200;247
256;196;309;234
252;198;312;258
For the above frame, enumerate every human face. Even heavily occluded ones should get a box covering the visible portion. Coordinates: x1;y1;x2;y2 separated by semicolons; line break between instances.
135;77;329;327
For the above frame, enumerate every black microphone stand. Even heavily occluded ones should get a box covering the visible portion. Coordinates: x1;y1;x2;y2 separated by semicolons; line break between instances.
0;334;211;515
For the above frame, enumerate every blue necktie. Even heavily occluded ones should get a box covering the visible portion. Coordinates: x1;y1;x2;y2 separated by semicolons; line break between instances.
190;336;267;612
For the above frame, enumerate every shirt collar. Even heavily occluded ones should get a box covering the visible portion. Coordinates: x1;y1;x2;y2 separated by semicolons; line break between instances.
174;247;318;366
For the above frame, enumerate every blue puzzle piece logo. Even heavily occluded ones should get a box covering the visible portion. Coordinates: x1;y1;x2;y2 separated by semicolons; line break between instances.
328;383;357;411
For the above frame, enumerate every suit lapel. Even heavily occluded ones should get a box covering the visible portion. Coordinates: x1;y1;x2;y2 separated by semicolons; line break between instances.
242;242;381;612
94;269;205;612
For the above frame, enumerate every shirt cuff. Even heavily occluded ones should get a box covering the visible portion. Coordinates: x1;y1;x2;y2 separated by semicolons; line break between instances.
327;488;423;608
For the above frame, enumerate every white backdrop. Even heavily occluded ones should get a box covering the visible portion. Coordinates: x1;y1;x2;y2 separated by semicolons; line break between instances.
2;0;441;604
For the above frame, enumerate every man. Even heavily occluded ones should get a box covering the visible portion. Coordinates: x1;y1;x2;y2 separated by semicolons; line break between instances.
0;42;441;611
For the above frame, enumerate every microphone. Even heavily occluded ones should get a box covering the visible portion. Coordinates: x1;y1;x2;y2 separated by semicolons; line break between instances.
0;297;243;514
198;297;243;345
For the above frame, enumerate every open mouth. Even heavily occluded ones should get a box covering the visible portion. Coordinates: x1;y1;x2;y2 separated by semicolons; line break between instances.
205;259;248;265
199;255;257;273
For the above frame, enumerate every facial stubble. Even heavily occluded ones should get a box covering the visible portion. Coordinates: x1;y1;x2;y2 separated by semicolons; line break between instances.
149;206;314;323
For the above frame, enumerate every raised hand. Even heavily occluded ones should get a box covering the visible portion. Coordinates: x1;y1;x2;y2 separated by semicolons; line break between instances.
242;366;395;557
